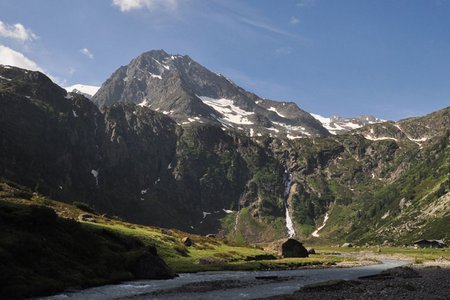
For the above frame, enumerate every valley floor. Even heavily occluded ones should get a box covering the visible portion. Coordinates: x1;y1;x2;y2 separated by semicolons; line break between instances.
265;259;450;300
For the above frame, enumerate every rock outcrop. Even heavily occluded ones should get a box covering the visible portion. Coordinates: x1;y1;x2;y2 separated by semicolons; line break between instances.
281;239;309;258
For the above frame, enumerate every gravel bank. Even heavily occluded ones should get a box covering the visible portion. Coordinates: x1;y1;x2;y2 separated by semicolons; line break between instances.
263;258;450;300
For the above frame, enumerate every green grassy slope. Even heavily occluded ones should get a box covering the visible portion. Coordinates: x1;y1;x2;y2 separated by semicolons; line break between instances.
0;180;347;299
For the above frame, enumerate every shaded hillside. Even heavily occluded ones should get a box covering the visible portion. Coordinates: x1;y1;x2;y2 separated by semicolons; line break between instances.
0;181;174;299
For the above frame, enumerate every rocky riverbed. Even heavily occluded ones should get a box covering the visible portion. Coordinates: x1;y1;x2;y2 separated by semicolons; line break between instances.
263;258;450;300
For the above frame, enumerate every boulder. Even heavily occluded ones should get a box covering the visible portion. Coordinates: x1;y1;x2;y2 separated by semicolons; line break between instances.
182;237;193;246
308;248;316;255
206;234;216;238
341;242;353;248
132;252;175;279
281;239;309;258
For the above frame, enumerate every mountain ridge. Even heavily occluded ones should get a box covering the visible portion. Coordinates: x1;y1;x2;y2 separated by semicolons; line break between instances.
1;63;448;245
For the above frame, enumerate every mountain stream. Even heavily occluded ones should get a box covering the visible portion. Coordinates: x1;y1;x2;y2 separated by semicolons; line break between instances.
41;260;409;300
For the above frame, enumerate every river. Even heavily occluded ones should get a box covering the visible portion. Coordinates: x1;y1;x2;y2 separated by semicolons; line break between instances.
40;259;409;300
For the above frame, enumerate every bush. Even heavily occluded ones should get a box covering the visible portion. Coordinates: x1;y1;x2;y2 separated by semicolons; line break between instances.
174;244;188;256
73;201;96;214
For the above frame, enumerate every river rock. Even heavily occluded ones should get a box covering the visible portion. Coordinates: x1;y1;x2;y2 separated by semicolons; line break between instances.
281;239;309;258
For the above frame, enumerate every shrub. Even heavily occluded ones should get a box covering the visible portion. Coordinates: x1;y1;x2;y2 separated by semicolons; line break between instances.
73;201;96;214
174;244;188;256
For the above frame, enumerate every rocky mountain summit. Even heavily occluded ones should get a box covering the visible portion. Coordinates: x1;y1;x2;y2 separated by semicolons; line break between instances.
1;63;449;245
92;50;329;138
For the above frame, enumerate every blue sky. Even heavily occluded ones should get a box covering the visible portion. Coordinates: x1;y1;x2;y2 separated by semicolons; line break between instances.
0;0;449;120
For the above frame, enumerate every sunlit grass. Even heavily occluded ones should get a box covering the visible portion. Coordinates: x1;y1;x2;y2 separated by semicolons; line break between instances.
314;245;449;262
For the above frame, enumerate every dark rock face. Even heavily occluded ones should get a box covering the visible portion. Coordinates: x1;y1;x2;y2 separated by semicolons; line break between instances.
281;239;309;258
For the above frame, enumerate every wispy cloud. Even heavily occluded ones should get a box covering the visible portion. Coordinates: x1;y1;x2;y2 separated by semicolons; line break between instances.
206;1;309;44
290;16;300;25
276;46;293;55
80;48;94;59
237;16;297;40
0;20;37;42
112;0;179;12
297;0;316;7
0;45;42;71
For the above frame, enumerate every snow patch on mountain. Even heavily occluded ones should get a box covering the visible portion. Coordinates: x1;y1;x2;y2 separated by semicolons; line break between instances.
198;96;254;125
363;135;398;142
271;121;311;138
0;75;12;81
312;212;329;237
311;113;385;135
138;99;150;107
267;106;286;118
149;73;162;79
311;114;352;134
64;84;100;99
286;134;303;140
394;124;430;144
152;58;170;70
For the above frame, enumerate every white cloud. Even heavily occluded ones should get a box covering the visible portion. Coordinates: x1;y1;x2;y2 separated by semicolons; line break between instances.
276;46;293;55
297;0;316;7
290;17;300;25
0;45;42;71
112;0;178;12
0;20;37;42
0;45;64;85
80;48;94;59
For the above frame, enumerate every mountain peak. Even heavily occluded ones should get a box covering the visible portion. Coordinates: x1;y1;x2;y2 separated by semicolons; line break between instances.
92;50;329;138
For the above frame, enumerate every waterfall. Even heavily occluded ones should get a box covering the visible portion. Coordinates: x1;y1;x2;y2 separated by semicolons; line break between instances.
234;196;242;234
234;203;240;233
283;167;296;238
